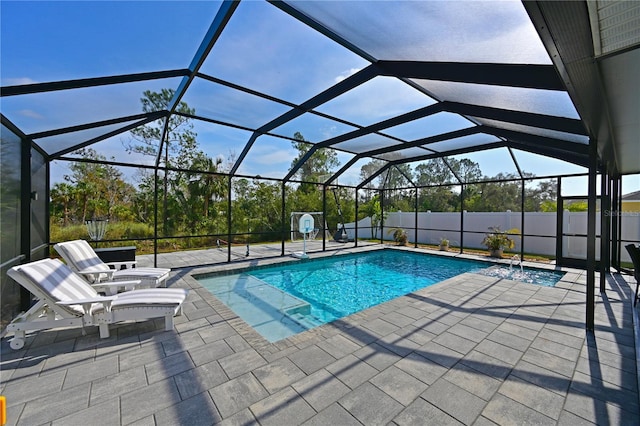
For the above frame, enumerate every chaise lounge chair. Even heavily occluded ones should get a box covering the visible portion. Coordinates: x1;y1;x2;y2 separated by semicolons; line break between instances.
54;239;170;293
6;258;188;350
625;243;640;306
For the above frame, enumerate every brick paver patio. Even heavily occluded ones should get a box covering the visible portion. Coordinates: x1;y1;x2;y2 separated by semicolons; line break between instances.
1;245;638;425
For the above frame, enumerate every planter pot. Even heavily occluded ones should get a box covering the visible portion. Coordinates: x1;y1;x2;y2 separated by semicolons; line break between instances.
439;244;448;251
489;249;503;258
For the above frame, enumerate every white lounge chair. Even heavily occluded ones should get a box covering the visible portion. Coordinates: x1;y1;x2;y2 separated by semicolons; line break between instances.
54;239;170;293
6;258;188;350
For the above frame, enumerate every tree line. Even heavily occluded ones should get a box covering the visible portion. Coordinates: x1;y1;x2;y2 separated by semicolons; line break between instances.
49;89;566;246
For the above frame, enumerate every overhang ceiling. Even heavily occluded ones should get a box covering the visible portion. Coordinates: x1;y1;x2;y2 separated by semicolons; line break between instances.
1;0;638;185
525;0;640;176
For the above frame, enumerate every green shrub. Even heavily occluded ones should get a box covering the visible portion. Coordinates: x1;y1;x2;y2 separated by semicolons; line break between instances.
50;223;88;243
50;220;153;242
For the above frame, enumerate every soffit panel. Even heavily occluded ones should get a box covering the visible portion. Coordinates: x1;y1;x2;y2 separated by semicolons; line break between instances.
595;0;640;56
599;48;640;175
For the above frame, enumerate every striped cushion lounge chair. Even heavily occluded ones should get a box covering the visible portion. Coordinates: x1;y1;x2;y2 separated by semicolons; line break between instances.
54;239;170;293
5;258;187;350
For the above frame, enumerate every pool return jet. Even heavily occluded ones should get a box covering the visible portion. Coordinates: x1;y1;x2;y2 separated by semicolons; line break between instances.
292;213;314;259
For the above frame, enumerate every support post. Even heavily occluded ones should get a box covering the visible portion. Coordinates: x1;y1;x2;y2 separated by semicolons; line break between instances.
520;179;525;260
380;189;385;244
322;185;327;251
600;172;609;292
354;189;359;247
586;139;597;331
20;138;32;311
616;175;622;265
459;185;465;254
414;188;419;248
227;175;232;263
611;175;620;268
153;166;159;268
281;181;286;257
555;177;563;264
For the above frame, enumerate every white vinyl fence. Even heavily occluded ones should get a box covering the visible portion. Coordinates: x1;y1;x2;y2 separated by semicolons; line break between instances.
343;211;640;263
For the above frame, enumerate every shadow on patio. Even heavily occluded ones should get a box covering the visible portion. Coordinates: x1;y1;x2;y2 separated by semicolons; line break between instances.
1;249;638;425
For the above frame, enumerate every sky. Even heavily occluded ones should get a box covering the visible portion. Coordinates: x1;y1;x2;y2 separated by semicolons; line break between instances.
1;0;638;195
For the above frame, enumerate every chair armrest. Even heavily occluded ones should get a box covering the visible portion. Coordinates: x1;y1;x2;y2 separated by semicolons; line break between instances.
92;280;143;295
57;296;117;313
93;279;142;288
105;261;137;270
77;267;115;283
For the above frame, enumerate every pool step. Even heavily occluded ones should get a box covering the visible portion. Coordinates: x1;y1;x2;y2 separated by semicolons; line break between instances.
213;275;311;314
288;312;324;329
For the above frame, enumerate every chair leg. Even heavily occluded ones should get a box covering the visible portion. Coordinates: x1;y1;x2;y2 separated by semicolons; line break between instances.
10;331;26;350
164;314;174;331
99;323;110;338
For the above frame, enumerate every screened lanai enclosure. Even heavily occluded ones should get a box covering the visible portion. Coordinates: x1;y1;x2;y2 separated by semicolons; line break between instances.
1;1;639;331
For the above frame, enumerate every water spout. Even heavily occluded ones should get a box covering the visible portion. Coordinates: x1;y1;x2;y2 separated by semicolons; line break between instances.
510;254;523;272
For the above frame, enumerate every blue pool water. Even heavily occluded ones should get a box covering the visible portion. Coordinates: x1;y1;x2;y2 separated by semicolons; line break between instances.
198;250;564;342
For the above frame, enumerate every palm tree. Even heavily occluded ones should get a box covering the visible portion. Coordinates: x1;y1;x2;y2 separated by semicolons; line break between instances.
196;156;224;218
50;183;76;226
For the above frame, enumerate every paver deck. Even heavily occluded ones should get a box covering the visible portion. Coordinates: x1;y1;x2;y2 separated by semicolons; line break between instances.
1;245;639;425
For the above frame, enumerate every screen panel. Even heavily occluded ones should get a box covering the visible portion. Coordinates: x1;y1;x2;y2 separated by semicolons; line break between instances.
286;1;552;64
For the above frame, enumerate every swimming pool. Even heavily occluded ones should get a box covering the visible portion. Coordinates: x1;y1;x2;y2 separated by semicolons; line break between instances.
197;250;564;342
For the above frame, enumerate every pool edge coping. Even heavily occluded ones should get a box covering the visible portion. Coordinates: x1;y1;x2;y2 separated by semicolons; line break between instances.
177;246;585;353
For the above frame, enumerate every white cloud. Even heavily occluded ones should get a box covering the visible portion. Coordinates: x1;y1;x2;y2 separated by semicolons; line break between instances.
18;109;44;119
334;68;361;84
252;149;292;165
3;77;39;85
321;125;339;139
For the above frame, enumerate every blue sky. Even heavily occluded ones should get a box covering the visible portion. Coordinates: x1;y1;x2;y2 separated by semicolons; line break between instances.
2;1;638;195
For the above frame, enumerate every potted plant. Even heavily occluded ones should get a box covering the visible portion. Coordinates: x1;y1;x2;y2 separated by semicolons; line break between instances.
482;226;519;258
388;227;408;246
439;238;449;251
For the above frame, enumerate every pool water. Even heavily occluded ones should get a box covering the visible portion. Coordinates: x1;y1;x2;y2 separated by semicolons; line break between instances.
477;264;564;285
197;250;563;342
